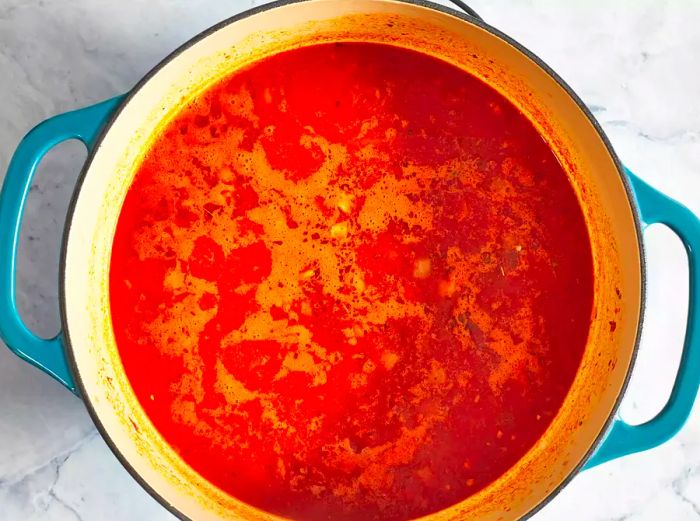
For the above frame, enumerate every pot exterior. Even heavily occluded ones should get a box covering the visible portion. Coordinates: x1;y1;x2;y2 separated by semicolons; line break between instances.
57;1;643;519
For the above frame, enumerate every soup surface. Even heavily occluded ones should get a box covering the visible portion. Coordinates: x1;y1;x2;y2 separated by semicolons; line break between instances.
110;42;593;521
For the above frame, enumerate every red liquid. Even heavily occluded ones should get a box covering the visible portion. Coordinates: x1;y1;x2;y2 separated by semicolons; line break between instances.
110;43;593;521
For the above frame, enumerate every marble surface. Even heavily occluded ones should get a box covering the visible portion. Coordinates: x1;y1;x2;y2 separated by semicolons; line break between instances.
0;0;698;519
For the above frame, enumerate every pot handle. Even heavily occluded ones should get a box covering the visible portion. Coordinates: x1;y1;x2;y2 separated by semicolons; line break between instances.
445;0;483;20
0;96;123;394
585;168;700;468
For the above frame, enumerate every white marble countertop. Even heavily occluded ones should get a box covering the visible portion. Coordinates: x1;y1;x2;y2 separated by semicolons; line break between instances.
0;0;698;519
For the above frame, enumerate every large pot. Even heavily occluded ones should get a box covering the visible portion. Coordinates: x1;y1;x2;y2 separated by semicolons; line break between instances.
1;1;699;520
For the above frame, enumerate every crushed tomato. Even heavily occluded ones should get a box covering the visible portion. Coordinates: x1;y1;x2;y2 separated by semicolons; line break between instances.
110;43;593;521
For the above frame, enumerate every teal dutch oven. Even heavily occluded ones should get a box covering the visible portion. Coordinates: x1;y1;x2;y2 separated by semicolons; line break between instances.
0;1;698;520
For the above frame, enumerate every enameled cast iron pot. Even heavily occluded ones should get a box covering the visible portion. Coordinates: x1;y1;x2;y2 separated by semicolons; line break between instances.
1;1;699;520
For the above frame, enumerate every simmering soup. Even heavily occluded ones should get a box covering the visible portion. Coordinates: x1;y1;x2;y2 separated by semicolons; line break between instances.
110;42;593;521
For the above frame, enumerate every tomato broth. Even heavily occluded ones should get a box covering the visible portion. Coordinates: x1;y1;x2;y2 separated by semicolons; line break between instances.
110;42;594;521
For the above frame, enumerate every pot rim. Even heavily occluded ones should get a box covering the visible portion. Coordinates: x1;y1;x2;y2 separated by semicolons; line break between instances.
58;1;647;520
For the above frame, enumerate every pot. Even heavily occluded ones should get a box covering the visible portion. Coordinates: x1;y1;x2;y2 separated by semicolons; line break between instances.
1;1;698;520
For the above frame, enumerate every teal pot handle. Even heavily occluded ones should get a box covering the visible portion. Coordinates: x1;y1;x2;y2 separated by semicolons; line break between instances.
586;168;700;468
0;96;123;394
